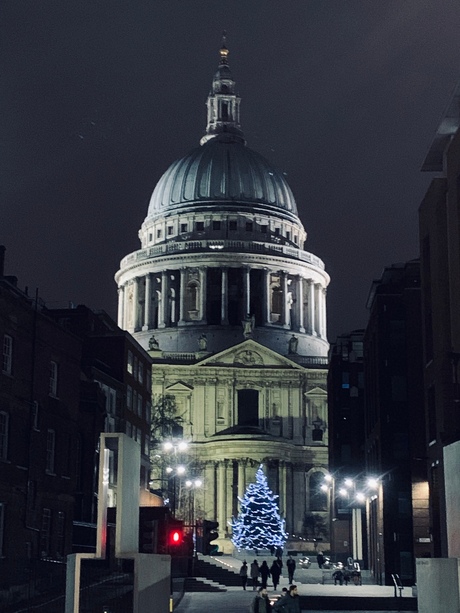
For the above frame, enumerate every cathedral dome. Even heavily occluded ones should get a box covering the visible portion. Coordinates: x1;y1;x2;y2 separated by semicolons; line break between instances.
146;133;298;219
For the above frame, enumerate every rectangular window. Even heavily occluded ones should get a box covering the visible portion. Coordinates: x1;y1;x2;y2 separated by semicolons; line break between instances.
167;226;173;235
341;372;350;389
143;436;149;456
145;401;151;424
286;231;291;240
127;351;133;374
245;222;253;232
127;386;133;410
40;508;51;557
229;220;237;231
195;221;204;231
2;335;12;374
180;223;188;233
0;503;4;556
49;361;58;397
0;412;8;461
133;356;138;380
138;362;144;385
260;225;268;234
57;511;65;555
212;220;221;230
274;228;280;236
156;228;162;239
148;233;153;242
294;235;298;244
125;421;132;437
137;395;143;417
46;429;55;473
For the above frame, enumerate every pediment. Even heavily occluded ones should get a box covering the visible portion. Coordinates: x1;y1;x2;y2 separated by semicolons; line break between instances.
165;381;194;392
305;386;327;397
196;339;305;370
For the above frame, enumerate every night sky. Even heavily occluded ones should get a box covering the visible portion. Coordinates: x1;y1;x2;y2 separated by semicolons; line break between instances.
2;1;460;341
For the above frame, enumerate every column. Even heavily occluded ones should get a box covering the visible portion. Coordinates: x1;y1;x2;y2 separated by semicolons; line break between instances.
297;276;305;333
132;277;139;331
238;460;246;499
282;271;289;327
226;461;234;533
158;271;168;328
199;268;207;323
123;283;130;332
315;284;321;336
243;267;251;316
221;267;229;324
142;274;151;331
308;279;315;335
218;461;226;539
321;288;327;339
279;461;287;517
263;269;271;324
204;462;217;519
117;285;125;328
179;268;186;324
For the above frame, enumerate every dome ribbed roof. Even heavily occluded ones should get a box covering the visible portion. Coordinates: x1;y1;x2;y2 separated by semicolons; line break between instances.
146;134;298;219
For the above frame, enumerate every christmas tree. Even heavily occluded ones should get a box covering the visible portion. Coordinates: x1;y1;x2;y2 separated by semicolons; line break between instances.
231;464;288;551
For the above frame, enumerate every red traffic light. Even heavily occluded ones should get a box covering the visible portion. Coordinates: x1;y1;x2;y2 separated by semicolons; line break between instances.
168;528;183;547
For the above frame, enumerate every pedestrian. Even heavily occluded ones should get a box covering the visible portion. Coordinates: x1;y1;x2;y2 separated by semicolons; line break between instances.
275;556;283;574
332;569;344;585
273;584;300;613
316;551;325;569
270;559;281;590
250;587;272;613
239;560;248;590
250;559;260;590
286;555;296;583
260;560;270;589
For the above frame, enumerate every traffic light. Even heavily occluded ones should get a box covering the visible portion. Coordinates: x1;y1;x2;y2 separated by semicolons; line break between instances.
167;520;184;553
203;519;219;555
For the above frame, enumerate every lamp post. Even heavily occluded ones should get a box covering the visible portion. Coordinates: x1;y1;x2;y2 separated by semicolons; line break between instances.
185;478;203;556
322;473;379;567
163;439;189;516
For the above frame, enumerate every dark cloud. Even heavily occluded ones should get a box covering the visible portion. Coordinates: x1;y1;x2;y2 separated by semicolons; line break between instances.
2;1;460;339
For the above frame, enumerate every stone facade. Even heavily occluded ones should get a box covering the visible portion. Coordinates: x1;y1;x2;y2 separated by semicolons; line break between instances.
116;41;330;552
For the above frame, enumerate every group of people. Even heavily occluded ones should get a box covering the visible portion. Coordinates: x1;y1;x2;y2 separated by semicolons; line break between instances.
250;584;300;613
239;556;297;591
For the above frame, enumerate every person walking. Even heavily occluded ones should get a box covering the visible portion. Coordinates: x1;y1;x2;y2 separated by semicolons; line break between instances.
239;560;248;590
250;587;272;613
286;556;296;583
270;559;281;590
250;560;260;590
260;560;270;589
273;584;300;613
316;551;325;569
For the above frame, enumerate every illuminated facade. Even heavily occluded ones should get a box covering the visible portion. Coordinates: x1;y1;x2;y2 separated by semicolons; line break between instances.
115;42;330;551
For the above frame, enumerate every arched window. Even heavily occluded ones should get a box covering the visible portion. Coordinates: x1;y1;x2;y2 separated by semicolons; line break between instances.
309;471;328;511
271;285;283;322
186;282;199;313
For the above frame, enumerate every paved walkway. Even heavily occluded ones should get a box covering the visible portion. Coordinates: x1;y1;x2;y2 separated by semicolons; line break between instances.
174;555;416;613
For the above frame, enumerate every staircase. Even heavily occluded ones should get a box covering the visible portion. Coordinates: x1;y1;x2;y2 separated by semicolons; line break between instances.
188;556;241;591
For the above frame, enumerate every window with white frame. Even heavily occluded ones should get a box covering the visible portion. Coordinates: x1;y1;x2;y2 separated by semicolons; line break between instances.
46;429;55;473
0;503;4;557
57;511;65;556
49;361;58;397
0;412;8;461
2;335;12;375
127;351;133;374
40;508;51;557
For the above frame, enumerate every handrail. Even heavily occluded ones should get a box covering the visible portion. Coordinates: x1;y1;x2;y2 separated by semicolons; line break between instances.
391;573;404;597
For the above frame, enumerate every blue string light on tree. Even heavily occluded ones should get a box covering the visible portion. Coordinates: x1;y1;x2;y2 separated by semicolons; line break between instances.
231;464;288;551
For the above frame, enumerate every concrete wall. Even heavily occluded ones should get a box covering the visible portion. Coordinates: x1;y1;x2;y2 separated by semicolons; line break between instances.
444;441;460;558
416;558;460;613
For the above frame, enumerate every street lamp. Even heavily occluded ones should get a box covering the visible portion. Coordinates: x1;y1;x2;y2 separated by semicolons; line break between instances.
322;473;380;566
185;478;203;555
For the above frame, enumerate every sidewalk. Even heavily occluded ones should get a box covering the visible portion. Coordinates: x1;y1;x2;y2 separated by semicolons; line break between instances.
174;555;417;613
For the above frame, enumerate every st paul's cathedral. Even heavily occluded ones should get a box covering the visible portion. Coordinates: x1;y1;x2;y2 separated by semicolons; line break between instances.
115;41;330;552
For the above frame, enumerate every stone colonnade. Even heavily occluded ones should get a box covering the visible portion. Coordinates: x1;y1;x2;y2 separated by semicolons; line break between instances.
118;266;327;338
199;458;296;538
